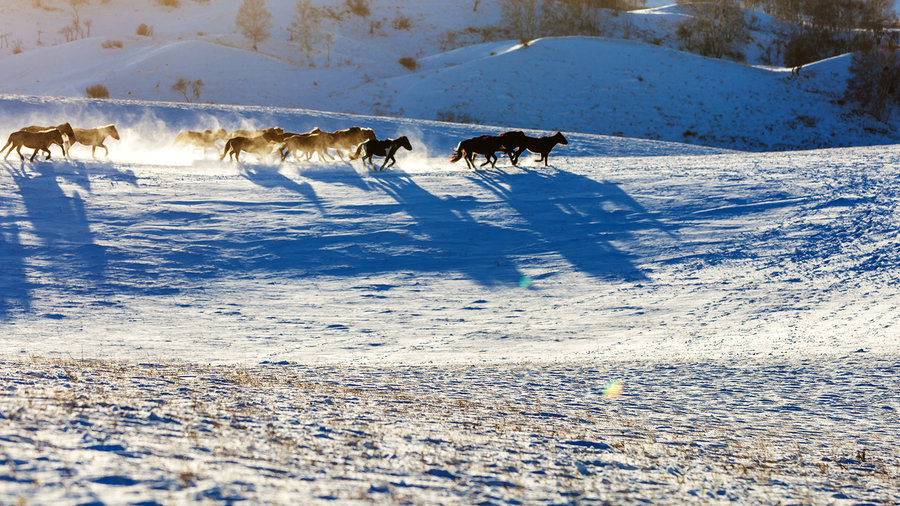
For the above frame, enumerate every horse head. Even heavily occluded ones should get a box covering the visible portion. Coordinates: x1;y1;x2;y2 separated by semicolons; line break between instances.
398;136;412;151
108;124;120;140
553;132;568;145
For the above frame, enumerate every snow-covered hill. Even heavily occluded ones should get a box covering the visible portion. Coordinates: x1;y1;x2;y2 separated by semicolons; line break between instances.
2;1;899;503
1;0;896;150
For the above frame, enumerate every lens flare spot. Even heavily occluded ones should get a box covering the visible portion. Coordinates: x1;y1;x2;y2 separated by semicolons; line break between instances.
518;276;532;288
602;379;624;400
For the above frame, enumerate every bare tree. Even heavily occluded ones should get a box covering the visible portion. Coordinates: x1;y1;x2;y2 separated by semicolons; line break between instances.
502;0;542;42
171;77;204;103
844;38;900;122
287;0;323;61
675;0;748;60
235;0;273;51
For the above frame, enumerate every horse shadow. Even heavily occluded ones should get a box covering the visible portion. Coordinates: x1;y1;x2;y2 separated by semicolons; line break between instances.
472;167;673;282
0;161;109;319
239;165;325;213
368;175;527;286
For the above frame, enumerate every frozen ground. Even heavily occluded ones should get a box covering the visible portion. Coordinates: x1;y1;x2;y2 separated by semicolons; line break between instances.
1;96;899;502
2;355;898;504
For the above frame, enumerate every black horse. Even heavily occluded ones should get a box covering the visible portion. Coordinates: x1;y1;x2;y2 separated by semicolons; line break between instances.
351;136;413;171
449;131;527;170
512;131;568;166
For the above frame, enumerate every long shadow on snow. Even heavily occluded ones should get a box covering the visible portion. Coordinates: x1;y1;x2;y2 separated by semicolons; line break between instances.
1;161;109;319
238;165;325;213
471;166;675;281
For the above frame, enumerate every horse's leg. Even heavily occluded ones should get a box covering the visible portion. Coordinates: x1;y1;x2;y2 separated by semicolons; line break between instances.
514;147;526;165
30;148;39;162
380;148;399;171
101;143;109;157
465;152;476;170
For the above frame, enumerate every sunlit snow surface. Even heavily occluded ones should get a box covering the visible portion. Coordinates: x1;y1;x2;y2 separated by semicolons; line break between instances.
1;88;898;504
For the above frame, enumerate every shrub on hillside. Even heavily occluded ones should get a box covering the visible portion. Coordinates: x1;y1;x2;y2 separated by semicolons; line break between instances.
137;23;154;37
344;0;370;17
676;0;748;60
392;13;413;31
101;40;123;49
398;56;417;71
85;84;110;99
158;0;180;7
844;39;900;122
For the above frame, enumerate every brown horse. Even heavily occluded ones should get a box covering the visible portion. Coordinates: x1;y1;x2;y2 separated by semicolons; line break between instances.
513;131;568;166
220;127;284;162
173;128;227;156
21;122;76;157
227;127;284;140
72;124;120;158
280;132;326;162
328;127;376;159
2;129;65;161
450;131;526;170
350;136;412;171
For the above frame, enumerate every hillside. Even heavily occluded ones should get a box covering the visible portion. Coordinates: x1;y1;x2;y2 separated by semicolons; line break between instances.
0;0;896;150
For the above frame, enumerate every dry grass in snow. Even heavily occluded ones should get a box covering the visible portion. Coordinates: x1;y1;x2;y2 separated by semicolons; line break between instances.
1;355;898;504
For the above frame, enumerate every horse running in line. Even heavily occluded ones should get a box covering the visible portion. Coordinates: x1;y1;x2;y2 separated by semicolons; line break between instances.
449;130;527;170
279;131;330;162
2;129;65;161
350;136;412;171
220;127;284;162
20;122;76;157
327;127;376;159
513;131;568;166
173;128;228;156
72;124;120;158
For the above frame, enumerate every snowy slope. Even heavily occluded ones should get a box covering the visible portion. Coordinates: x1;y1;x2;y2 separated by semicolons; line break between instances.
1;94;899;503
2;95;898;365
0;0;896;150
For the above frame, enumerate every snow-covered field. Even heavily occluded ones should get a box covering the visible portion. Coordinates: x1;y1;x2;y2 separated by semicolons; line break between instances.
2;0;900;503
2;94;899;503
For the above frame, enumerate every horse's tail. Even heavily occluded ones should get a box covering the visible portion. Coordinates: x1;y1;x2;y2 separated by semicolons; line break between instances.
449;146;464;163
1;135;14;157
349;142;365;161
220;139;234;161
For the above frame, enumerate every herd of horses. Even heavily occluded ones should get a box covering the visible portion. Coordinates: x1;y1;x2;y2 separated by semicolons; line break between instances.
2;121;568;171
1;122;119;162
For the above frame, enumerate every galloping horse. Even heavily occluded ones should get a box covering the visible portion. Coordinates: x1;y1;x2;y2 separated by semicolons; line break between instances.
21;122;76;157
328;127;376;159
2;129;65;161
72;124;120;158
173;128;228;156
450;131;526;170
513;131;568;166
351;136;412;171
280;132;325;162
220;127;284;162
